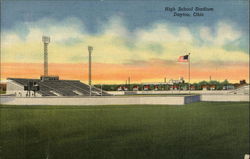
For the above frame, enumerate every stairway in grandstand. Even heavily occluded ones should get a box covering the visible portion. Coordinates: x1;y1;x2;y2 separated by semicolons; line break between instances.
228;85;249;95
8;78;110;97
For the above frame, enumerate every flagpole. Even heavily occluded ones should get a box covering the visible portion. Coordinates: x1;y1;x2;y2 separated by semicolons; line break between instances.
188;53;191;94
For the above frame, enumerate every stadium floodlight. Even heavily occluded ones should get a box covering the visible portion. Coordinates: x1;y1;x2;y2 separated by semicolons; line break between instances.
42;36;50;76
42;36;50;44
88;46;93;52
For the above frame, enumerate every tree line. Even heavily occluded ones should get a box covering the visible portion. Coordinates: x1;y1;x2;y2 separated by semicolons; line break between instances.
94;79;238;91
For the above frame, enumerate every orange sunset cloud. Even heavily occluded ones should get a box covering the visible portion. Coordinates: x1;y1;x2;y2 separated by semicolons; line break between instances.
1;60;248;84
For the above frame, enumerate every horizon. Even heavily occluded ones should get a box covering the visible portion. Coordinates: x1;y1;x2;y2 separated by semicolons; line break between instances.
1;62;247;84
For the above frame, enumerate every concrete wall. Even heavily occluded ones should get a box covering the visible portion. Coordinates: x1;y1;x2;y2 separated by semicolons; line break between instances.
1;94;248;106
107;90;235;95
0;95;201;106
6;80;26;97
6;80;42;97
201;94;249;102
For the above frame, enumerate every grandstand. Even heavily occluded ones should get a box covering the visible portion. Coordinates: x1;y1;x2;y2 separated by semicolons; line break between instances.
7;77;110;97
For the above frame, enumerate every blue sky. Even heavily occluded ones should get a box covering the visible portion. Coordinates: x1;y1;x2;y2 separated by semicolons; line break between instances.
1;0;249;63
2;0;249;34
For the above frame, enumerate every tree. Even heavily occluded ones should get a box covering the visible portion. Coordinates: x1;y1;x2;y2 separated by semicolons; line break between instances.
221;79;229;85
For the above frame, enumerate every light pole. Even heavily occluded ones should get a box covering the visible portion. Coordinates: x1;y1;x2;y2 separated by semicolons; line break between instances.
188;53;191;94
88;46;93;96
101;84;103;96
42;36;50;76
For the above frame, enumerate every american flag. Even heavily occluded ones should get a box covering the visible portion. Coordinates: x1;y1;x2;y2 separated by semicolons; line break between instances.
178;55;189;62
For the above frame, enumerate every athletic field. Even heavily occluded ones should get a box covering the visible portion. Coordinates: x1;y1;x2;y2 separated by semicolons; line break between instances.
0;102;249;159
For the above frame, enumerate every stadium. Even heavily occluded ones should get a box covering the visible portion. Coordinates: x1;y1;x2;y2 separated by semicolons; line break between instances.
2;36;249;106
1;36;249;159
0;31;249;158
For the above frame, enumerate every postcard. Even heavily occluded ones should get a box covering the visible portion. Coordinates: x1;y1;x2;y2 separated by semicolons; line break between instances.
0;0;249;159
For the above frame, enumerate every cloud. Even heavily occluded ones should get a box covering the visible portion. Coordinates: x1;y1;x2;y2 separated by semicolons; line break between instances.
199;21;242;46
1;16;248;65
215;21;241;45
2;17;85;45
135;23;193;44
101;15;130;39
200;27;213;42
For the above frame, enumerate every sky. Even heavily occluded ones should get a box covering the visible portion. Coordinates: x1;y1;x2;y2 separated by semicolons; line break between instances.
1;0;249;84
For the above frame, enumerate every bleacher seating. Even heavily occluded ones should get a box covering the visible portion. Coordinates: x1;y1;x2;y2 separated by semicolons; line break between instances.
8;78;110;96
229;85;249;95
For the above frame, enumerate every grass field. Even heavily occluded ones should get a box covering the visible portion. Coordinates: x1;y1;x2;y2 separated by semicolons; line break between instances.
0;102;249;159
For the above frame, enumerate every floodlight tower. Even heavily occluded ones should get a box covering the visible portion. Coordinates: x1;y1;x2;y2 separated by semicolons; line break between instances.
88;46;93;96
42;36;50;76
